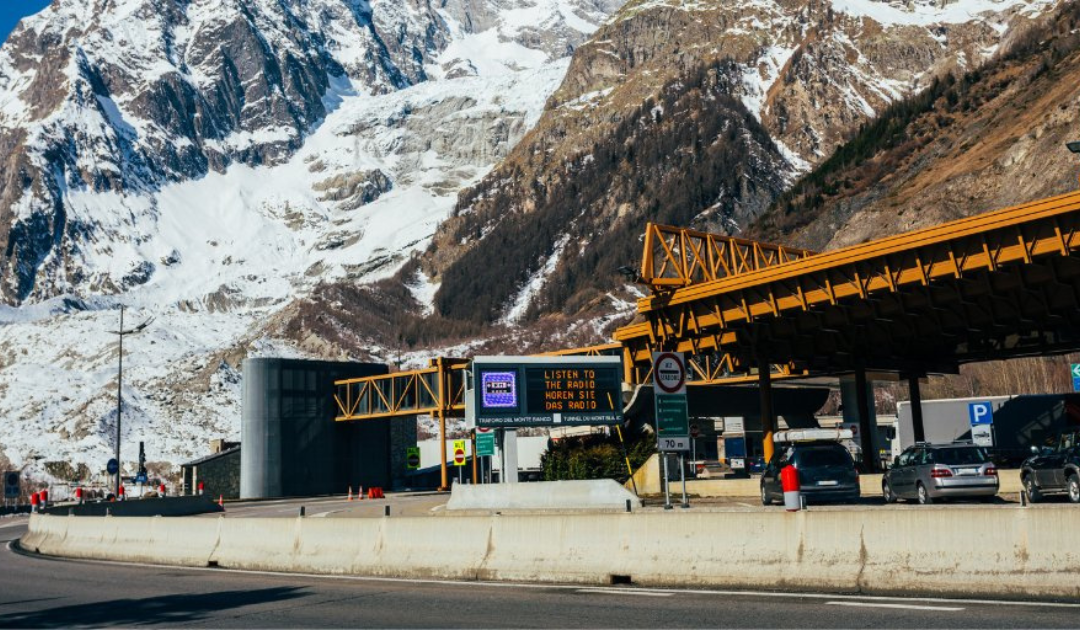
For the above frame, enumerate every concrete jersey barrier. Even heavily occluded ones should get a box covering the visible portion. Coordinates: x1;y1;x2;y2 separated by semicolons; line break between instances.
447;479;641;511
40;495;223;517
21;505;1080;600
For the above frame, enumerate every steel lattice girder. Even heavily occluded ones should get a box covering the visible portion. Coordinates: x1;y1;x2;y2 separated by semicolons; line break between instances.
641;223;815;288
615;189;1080;381
333;360;468;421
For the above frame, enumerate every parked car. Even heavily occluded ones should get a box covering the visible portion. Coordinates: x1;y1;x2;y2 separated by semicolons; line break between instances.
1021;430;1080;503
761;440;860;505
883;443;998;504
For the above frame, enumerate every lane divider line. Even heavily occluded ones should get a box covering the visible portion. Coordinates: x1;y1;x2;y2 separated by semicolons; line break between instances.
577;589;673;597
827;601;965;612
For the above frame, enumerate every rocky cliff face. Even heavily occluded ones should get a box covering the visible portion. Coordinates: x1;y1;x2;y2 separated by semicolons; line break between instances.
0;0;445;303
426;0;1058;325
750;0;1080;251
0;0;622;306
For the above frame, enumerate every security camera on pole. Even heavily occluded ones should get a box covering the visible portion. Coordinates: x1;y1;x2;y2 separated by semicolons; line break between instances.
653;352;690;510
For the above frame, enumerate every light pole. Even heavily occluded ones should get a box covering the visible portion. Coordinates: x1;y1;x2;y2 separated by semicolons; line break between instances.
109;305;152;496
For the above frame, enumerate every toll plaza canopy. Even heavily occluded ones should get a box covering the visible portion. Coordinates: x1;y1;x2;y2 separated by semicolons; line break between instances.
616;189;1080;381
612;188;1080;468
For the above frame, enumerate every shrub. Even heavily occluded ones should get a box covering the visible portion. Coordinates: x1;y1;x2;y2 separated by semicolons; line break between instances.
541;431;656;483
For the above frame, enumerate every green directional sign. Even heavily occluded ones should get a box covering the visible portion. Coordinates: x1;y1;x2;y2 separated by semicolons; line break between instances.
406;446;421;470
656;394;689;436
476;429;496;457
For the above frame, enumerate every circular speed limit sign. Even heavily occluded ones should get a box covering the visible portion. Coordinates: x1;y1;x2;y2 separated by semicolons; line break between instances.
653;352;686;394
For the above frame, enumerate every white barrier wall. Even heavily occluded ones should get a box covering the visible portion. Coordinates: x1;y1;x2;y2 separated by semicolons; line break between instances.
447;480;641;511
21;507;1080;599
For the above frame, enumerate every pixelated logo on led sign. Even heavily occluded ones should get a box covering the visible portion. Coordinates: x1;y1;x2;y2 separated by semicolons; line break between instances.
480;371;518;409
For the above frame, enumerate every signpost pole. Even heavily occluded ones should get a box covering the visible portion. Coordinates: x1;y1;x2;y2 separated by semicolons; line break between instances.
437;358;448;492
663;455;672;510
691;437;696;479
472;432;478;484
679;453;689;508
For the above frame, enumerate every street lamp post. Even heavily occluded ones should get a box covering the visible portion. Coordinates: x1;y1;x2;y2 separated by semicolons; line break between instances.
109;305;152;496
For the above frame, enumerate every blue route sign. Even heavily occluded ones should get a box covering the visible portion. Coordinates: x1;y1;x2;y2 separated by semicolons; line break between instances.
106;458;119;475
1072;364;1080;392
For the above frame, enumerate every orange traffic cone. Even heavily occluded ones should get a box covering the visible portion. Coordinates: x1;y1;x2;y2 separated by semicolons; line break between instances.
347;486;353;501
358;485;364;500
218;494;224;508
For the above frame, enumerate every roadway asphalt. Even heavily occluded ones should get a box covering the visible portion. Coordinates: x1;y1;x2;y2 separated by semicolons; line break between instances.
2;516;1080;628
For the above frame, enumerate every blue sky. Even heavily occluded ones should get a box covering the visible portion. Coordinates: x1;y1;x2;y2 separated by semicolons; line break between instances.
1;0;51;44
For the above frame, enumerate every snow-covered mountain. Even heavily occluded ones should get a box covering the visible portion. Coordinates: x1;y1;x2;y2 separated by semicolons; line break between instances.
0;0;623;480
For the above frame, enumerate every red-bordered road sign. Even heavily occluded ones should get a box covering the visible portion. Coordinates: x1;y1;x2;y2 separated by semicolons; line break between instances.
652;352;687;394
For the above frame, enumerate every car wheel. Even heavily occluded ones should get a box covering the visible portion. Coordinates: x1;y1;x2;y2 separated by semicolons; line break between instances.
1024;475;1043;503
882;481;897;504
916;482;933;505
761;484;773;506
1068;475;1080;504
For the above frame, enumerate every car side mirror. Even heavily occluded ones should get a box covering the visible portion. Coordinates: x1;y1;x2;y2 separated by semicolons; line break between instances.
893;456;900;467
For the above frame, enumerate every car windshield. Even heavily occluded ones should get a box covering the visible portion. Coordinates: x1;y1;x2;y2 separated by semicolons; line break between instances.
929;447;987;465
797;447;851;468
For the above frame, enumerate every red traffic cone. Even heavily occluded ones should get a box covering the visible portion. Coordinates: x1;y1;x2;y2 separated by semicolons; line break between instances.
347;486;353;502
197;481;204;496
357;486;364;500
118;485;125;501
218;494;224;508
159;483;166;498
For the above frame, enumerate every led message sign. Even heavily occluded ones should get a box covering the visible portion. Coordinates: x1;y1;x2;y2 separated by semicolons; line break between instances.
473;356;623;427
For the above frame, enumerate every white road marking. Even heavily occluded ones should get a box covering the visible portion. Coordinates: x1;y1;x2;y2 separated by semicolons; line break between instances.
828;601;965;612
8;540;1080;610
577;589;673;597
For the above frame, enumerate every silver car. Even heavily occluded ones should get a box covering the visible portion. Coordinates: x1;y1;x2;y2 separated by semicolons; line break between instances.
883;443;999;504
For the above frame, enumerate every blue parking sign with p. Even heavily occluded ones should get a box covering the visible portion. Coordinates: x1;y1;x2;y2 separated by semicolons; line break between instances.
968;401;993;426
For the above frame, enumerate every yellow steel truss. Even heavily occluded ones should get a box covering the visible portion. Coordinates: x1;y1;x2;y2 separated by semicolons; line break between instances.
641;222;814;289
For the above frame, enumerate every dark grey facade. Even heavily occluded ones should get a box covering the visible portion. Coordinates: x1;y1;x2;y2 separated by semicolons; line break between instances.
241;358;403;499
